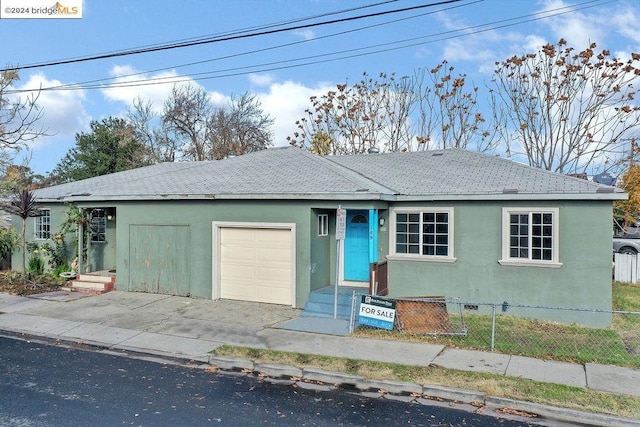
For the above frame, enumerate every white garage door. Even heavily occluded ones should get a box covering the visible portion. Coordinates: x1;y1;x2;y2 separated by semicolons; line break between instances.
219;227;293;305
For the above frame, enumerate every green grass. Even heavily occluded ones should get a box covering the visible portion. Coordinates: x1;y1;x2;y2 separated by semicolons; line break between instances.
207;283;640;419
354;281;640;368
211;345;640;419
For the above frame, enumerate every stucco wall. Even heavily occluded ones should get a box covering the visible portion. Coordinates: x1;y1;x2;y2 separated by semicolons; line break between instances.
309;209;333;292
112;200;382;308
386;200;613;327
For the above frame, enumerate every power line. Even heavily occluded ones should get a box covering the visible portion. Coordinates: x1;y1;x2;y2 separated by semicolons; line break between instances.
13;0;401;69
34;0;482;92
8;0;611;94
1;0;465;72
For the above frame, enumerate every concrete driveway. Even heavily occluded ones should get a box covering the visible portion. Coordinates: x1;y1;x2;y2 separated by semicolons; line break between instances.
2;291;301;347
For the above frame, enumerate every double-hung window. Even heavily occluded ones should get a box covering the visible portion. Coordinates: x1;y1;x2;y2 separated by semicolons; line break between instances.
500;207;561;267
34;209;51;240
391;208;454;261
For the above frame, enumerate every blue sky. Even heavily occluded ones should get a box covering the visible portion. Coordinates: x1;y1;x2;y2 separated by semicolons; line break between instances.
2;0;640;175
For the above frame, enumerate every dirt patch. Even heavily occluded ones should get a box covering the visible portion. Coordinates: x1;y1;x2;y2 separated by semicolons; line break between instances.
0;271;65;296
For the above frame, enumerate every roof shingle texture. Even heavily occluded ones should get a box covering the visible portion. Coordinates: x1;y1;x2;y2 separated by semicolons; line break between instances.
34;147;621;201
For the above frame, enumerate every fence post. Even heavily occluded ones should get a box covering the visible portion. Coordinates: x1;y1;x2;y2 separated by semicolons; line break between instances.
349;291;356;334
490;304;496;352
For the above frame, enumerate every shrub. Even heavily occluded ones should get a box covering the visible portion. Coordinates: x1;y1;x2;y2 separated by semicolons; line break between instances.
27;256;44;276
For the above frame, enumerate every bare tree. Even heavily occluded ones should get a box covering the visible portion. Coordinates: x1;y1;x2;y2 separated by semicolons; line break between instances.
289;69;493;154
207;93;273;159
289;72;415;154
162;84;212;161
490;39;640;173
0;68;47;148
128;97;177;163
413;61;496;152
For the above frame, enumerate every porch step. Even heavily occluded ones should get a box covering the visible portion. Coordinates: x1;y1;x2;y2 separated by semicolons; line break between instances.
301;287;367;319
62;274;115;295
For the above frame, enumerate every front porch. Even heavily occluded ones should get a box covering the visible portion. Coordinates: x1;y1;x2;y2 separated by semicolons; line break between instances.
301;286;368;319
61;270;116;295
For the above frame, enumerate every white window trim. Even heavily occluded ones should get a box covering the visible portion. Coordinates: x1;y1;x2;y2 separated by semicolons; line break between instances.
34;209;51;240
318;214;329;237
499;207;562;268
388;207;456;263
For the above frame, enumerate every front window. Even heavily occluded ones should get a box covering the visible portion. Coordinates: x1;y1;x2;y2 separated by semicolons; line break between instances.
90;209;107;243
392;208;453;259
501;208;560;266
34;209;50;240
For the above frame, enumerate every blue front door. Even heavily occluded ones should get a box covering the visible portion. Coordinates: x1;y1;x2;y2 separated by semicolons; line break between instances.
344;211;370;282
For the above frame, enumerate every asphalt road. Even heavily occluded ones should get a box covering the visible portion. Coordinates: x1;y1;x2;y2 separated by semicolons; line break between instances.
0;335;536;426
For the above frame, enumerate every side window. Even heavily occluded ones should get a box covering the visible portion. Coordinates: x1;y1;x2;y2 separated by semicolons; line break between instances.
34;209;51;240
500;208;560;266
318;214;328;237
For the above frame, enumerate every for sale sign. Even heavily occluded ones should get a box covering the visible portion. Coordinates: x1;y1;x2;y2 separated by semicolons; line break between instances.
358;295;396;330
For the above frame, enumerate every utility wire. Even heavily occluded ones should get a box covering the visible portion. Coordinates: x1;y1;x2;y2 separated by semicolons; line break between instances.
35;0;482;92
14;0;400;69
9;0;611;94
1;0;465;72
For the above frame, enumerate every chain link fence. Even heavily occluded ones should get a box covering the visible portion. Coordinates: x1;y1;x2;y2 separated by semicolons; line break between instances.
349;293;640;368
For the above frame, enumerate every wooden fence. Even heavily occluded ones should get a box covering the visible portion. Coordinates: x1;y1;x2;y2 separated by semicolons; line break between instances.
614;253;640;283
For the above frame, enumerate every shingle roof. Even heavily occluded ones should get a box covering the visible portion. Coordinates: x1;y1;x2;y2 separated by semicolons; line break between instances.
34;147;625;202
328;149;622;200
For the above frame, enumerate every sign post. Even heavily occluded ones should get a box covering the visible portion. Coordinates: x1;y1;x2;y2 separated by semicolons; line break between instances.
334;207;346;318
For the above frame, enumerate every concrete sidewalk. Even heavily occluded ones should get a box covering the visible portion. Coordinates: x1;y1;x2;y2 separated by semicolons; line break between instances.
1;291;639;425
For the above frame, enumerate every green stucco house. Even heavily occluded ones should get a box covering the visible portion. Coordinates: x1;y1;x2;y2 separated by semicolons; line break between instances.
20;147;624;326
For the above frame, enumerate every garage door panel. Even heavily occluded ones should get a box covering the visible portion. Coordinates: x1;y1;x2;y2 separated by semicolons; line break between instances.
255;266;291;282
255;288;291;305
256;250;290;264
225;284;258;300
219;226;293;305
221;265;256;281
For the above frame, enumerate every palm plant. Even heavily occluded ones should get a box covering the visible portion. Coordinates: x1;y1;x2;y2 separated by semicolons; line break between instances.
2;189;43;284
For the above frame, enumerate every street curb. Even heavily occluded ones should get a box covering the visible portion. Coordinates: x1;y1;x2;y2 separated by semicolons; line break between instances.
2;329;639;426
207;357;640;426
486;396;640;427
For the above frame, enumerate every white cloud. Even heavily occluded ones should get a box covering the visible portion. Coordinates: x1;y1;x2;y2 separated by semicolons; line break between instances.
293;30;315;41
101;66;183;113
248;73;274;87
8;73;91;173
256;80;334;146
609;5;640;49
101;65;228;112
536;0;605;49
15;73;90;141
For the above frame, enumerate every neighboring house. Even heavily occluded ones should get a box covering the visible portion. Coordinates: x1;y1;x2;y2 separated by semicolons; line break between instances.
18;147;625;327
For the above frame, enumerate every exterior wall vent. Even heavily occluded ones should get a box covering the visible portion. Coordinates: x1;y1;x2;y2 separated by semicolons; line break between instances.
596;187;614;193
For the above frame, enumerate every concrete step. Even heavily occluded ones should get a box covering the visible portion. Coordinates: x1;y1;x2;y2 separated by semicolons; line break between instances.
301;300;353;319
301;287;369;319
77;274;114;283
64;277;115;295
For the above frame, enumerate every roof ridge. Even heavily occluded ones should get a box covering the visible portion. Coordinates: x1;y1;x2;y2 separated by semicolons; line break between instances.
322;154;400;194
289;148;399;194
